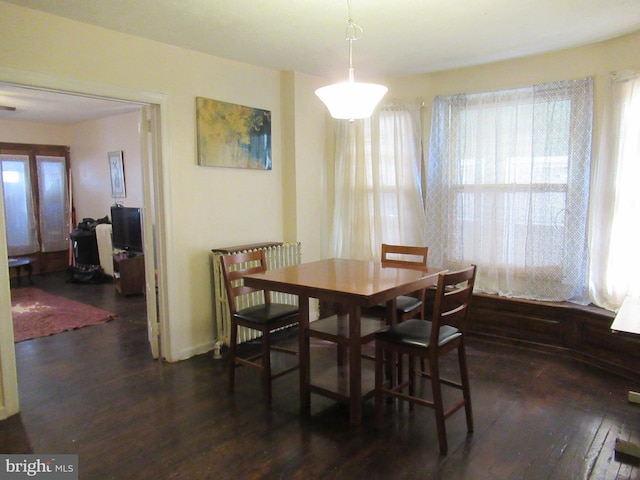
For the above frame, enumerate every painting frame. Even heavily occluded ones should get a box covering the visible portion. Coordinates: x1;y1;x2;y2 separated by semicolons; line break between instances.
196;97;272;170
108;150;126;198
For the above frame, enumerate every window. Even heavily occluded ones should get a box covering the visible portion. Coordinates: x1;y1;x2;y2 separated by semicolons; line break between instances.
37;156;71;252
326;104;426;260
1;154;39;255
1;144;70;257
427;78;593;303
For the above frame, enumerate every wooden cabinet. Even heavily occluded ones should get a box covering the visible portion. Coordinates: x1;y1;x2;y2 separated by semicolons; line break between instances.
113;253;145;296
467;293;640;381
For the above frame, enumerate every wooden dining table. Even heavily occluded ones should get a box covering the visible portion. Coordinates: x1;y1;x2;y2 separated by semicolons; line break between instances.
243;257;445;425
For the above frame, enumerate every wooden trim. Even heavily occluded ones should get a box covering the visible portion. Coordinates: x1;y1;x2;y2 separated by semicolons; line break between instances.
467;293;640;382
211;242;283;254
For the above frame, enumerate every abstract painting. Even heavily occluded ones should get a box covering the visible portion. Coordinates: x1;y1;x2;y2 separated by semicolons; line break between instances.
196;97;272;170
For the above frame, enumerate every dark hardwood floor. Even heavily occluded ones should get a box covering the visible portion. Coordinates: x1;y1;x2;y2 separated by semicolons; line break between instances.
2;271;639;479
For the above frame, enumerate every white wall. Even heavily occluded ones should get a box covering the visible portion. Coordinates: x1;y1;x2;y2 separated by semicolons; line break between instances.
70;110;144;222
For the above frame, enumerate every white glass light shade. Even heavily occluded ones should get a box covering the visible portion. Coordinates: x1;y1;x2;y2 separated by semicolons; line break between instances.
315;81;388;120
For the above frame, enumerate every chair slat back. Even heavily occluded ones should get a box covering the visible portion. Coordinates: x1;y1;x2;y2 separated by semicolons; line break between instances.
221;250;269;314
431;265;477;344
381;244;429;271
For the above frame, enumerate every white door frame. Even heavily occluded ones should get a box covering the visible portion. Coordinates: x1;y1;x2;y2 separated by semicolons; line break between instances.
0;67;171;418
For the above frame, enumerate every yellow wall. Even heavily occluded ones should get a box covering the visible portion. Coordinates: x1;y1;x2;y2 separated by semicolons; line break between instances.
281;71;328;261
0;118;70;144
0;0;327;373
0;179;17;418
384;30;640;167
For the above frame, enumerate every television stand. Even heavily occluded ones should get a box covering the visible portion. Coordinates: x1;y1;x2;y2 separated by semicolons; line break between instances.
113;253;145;296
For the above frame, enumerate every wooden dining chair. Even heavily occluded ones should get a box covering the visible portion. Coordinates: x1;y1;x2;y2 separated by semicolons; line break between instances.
364;244;429;324
374;265;477;455
221;250;299;407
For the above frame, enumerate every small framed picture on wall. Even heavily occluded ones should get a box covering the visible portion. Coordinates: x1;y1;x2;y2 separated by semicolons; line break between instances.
108;150;126;198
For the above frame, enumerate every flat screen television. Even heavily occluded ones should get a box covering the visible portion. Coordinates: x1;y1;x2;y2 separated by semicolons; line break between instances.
110;206;143;254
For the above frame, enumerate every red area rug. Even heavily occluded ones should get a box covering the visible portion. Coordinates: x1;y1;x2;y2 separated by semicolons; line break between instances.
11;288;116;342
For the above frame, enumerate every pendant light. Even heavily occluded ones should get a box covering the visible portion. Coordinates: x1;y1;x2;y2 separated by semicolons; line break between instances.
315;1;387;121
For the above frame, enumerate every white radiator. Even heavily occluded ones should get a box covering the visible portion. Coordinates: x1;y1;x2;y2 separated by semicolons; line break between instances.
211;242;301;346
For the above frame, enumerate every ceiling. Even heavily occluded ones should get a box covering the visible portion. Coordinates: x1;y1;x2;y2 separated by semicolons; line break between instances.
2;0;640;124
0;84;142;124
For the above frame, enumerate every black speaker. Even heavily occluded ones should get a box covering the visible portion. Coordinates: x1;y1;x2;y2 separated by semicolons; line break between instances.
70;230;100;266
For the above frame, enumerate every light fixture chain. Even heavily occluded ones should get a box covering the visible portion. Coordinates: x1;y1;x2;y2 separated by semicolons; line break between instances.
315;0;388;120
345;0;362;79
345;0;363;42
345;20;363;41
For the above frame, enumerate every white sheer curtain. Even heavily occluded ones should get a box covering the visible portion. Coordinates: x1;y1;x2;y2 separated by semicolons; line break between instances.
326;104;426;260
37;155;70;252
1;154;40;256
589;72;640;310
427;78;593;303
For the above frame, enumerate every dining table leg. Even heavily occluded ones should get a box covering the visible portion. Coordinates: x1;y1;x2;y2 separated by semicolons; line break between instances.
334;304;348;366
384;298;401;387
349;304;362;425
299;294;311;413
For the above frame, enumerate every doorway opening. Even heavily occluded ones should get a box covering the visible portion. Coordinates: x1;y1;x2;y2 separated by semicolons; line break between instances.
0;80;167;417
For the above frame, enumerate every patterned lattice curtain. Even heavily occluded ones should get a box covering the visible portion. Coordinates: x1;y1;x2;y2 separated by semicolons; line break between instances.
427;78;593;303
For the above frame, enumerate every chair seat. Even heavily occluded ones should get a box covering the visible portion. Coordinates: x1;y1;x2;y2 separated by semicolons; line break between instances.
374;265;476;455
236;303;299;325
392;295;422;314
373;295;422;314
375;318;460;348
222;249;300;407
